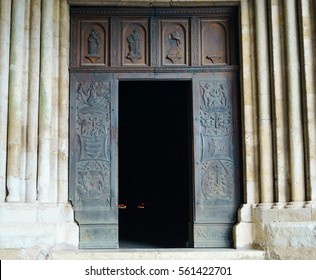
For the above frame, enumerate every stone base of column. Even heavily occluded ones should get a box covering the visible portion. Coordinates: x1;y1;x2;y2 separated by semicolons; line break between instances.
0;202;79;251
253;205;316;259
233;204;255;249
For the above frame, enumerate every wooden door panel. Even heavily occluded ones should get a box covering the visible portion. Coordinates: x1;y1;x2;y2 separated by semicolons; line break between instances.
69;73;118;248
193;72;241;247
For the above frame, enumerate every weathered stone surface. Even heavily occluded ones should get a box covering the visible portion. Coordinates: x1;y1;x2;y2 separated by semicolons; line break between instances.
253;208;277;223
277;208;311;222
0;203;78;249
48;249;265;260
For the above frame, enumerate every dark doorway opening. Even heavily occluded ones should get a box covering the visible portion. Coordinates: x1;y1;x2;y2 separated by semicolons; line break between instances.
119;81;193;248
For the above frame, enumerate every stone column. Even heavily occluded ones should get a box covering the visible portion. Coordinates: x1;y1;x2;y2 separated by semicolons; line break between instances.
26;0;41;202
50;0;60;203
6;0;25;202
38;0;54;202
0;0;12;201
241;0;259;204
284;0;305;204
299;0;316;205
268;0;290;206
21;0;31;201
254;0;274;205
58;0;70;203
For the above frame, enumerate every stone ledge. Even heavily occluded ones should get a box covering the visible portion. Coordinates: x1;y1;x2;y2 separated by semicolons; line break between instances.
0;202;75;223
48;249;265;260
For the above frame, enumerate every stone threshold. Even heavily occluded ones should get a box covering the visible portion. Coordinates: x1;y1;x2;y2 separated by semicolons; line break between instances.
48;248;265;260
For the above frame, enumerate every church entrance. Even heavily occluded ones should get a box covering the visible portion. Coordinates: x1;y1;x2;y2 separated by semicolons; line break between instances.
118;81;192;248
69;6;242;249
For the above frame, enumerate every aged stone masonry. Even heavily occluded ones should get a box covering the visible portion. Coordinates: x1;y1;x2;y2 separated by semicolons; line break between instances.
0;0;315;260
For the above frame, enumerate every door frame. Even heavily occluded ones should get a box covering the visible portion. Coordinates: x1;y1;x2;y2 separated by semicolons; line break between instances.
69;6;242;249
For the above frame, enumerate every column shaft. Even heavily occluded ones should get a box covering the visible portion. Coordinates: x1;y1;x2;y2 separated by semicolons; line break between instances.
284;0;305;203
269;0;290;204
241;0;259;203
0;0;12;201
58;0;70;203
38;0;54;202
299;0;316;202
26;0;41;202
254;0;274;204
6;0;25;202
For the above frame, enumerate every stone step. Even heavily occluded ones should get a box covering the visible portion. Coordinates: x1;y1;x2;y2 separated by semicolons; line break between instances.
48;249;265;260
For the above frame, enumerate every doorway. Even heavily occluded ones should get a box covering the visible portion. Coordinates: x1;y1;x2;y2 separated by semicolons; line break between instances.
118;81;193;248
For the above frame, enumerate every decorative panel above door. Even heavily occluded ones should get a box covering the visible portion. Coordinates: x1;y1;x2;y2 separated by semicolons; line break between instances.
70;7;238;68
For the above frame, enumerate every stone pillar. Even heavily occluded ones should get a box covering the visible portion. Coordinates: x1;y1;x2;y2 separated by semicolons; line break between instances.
6;0;25;202
21;0;31;201
254;0;274;205
58;0;70;203
38;0;54;202
240;0;259;204
299;0;316;205
268;0;289;206
0;0;12;202
26;0;41;202
50;0;60;203
284;0;305;204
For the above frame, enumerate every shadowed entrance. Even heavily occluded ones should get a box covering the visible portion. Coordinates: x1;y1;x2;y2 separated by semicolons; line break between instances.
119;81;192;248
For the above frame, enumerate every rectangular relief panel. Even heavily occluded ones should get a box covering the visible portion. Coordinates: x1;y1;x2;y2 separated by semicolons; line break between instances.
69;73;118;249
80;20;109;66
121;19;149;66
160;19;189;66
192;72;242;247
201;19;230;65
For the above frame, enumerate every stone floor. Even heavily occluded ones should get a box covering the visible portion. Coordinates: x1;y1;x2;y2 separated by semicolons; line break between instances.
49;249;265;260
0;247;265;260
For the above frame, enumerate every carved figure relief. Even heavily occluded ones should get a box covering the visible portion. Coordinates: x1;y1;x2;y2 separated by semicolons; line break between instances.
76;81;112;208
127;29;142;63
166;30;182;63
199;80;234;204
201;21;228;65
86;29;101;63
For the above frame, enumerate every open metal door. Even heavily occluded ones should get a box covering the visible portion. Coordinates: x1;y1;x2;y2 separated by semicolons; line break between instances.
192;72;242;247
69;73;118;249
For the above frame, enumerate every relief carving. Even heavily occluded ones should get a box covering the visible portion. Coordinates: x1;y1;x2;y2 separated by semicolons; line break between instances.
199;80;234;204
206;54;224;64
86;29;101;63
201;160;234;202
195;226;229;241
166;30;182;63
80;226;117;242
76;81;111;207
126;29;142;63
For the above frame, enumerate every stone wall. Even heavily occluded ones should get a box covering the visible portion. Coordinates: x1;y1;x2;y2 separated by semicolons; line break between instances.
0;0;79;251
0;0;316;259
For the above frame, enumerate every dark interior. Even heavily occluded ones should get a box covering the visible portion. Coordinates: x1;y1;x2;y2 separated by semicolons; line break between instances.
118;81;192;248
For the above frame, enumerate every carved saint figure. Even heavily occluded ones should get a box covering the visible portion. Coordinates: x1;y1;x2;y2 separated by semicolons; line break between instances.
88;29;101;55
127;29;141;62
167;30;182;63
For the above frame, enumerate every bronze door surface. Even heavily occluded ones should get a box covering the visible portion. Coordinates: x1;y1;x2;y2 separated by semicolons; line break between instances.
69;7;241;249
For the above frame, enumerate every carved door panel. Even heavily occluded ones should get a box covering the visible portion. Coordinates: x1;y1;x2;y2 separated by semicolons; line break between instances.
69;73;118;248
192;72;241;247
